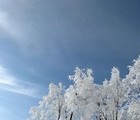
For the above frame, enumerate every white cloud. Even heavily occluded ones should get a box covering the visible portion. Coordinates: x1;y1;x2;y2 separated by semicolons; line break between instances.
0;10;24;41
0;65;40;98
0;66;17;86
0;9;45;56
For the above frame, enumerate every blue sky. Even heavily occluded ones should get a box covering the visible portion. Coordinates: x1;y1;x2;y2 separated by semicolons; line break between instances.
0;0;140;120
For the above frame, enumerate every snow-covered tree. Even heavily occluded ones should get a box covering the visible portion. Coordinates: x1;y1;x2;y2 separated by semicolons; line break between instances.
128;101;140;120
93;82;108;120
28;83;65;120
28;55;140;120
65;67;95;120
120;56;140;120
124;56;140;103
107;67;124;120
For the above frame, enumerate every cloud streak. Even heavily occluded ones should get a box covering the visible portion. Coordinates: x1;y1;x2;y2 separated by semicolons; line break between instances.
0;9;46;56
0;65;40;98
0;10;24;41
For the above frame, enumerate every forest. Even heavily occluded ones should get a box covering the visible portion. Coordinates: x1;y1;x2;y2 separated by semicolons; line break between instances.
28;56;140;120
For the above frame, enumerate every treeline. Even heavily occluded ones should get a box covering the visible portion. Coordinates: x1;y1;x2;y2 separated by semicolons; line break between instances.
28;56;140;120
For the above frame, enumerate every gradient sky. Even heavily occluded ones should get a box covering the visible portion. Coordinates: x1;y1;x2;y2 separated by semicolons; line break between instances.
0;0;140;120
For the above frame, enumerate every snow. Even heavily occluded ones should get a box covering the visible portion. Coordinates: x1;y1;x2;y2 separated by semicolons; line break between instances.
28;56;140;120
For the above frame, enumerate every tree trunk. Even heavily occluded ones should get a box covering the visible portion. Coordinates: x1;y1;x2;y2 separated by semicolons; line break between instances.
57;108;61;120
116;110;118;120
70;112;73;120
115;100;119;120
112;111;115;120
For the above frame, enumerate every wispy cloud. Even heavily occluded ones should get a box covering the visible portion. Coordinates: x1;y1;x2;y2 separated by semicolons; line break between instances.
0;9;46;56
0;65;40;98
0;10;32;48
0;10;24;41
